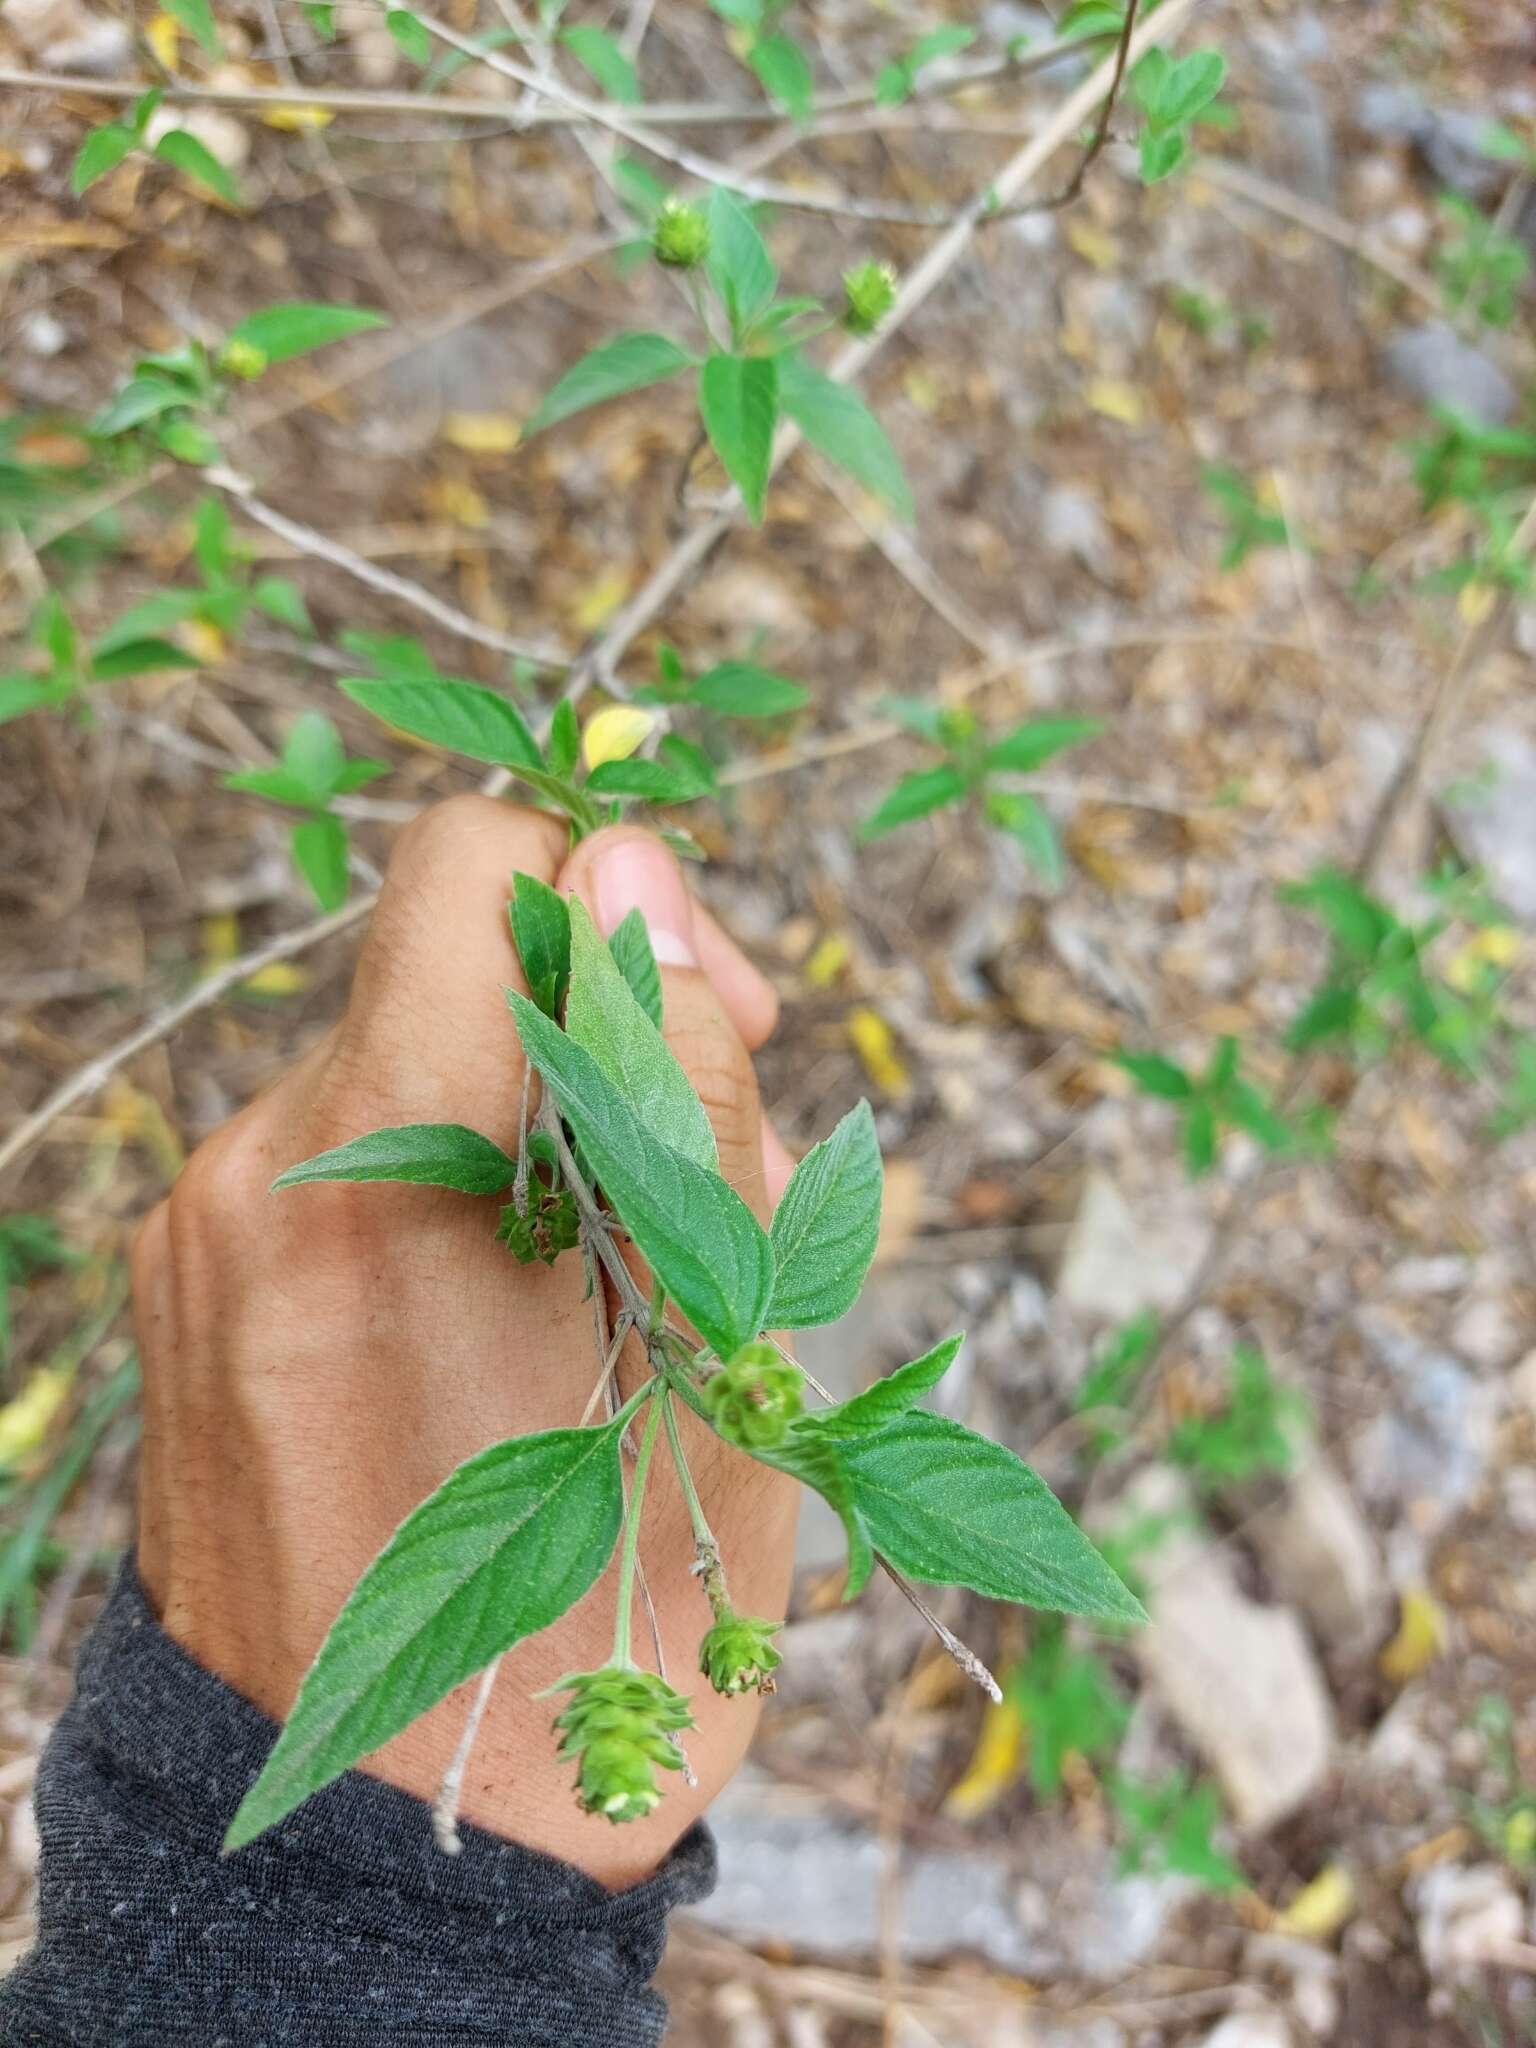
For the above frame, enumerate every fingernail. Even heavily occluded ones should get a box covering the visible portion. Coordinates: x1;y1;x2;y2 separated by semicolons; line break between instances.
590;837;698;967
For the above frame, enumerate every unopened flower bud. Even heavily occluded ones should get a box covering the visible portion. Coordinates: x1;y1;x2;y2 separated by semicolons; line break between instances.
218;338;268;381
842;260;898;336
653;198;711;270
699;1612;782;1695
701;1342;804;1449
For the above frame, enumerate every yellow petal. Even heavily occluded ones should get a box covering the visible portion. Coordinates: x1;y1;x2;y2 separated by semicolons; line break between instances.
1445;924;1521;990
262;103;336;131
944;1699;1024;1821
1274;1863;1355;1940
441;411;521;454
183;618;227;665
805;932;851;989
1085;378;1144;426
582;704;657;771
1379;1586;1448;1684
847;1005;911;1097
0;1367;73;1471
146;10;179;66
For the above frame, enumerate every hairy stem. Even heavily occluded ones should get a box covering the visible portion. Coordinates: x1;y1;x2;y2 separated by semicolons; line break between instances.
611;1392;666;1669
662;1390;730;1619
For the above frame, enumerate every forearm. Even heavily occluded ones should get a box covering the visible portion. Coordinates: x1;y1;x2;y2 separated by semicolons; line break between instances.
2;1559;713;2047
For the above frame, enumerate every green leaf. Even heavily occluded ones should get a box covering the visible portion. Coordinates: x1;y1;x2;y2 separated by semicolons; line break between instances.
754;1423;875;1598
339;629;441;679
251;576;312;633
0;676;70;725
1114;1050;1192;1100
545;696;581;780
153;128;241;205
282;709;347;798
858;764;967;842
163;0;223;56
1139;127;1187;184
564;899;716;1170
699;353;778;524
1285;982;1360;1051
1182;1098;1218;1178
225;302;388;365
873;61;911;107
71;121;136;195
303;3;337;38
584;756;712;803
225;765;316;806
560;23;641;102
908;25;975;71
526;332;693;435
385;7;432;63
509;870;571;1018
509;995;773;1359
273;1123;518;1194
339;677;542;770
224;1416;627;1849
92;375;188;437
1058;1;1124;36
705;187;777;335
88;636;200;680
767;1099;881;1328
779;354;913;521
607;908;663;1029
984;716;1103;773
841;1412;1145;1621
749;33;814;119
691;660;808;718
291;813;350;911
1282;868;1394;963
1150;49;1226;131
988;789;1061;884
809;1333;963;1438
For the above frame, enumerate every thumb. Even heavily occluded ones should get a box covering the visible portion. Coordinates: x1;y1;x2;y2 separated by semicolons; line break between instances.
557;827;772;1224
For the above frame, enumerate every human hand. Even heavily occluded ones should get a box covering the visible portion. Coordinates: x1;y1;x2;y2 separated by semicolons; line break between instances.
132;797;798;1888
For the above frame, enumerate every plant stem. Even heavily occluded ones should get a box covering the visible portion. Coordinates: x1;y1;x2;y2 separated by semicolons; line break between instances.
662;1390;730;1619
610;1391;666;1669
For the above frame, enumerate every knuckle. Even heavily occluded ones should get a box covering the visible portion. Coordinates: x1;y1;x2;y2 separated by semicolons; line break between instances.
389;792;507;879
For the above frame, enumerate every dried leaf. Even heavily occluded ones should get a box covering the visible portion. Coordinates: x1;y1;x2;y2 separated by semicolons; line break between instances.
1380;1586;1448;1684
944;1698;1024;1819
847;1005;911;1097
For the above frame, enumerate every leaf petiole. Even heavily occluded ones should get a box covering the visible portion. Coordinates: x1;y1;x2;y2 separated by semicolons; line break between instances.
610;1389;667;1668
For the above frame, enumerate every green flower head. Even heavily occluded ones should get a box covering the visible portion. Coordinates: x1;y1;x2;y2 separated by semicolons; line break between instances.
842;260;898;337
699;1612;782;1696
701;1342;805;1449
218;337;269;381
653;198;711;270
547;1665;695;1824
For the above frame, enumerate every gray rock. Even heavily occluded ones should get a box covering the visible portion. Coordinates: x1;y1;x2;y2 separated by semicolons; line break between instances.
1419;109;1511;203
1117;1472;1335;1832
1385;321;1516;426
1040;486;1114;574
1201;2015;1292;2048
1248;1457;1390;1654
1441;728;1536;923
1352;1314;1497;1531
1416;1863;1525;1979
1356;81;1428;143
1055;1173;1207;1328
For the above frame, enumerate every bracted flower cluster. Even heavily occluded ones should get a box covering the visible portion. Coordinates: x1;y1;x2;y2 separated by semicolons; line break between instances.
699;1611;782;1696
842;260;898;336
496;1182;580;1266
700;1341;805;1449
548;1666;695;1824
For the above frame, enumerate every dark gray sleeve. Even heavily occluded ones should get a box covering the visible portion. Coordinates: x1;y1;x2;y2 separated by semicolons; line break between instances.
0;1560;713;2047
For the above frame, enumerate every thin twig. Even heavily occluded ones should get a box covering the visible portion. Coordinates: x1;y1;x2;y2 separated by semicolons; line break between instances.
206;466;569;670
0;34;1085;135
431;1656;502;1854
1003;0;1141;217
880;1567;1002;1702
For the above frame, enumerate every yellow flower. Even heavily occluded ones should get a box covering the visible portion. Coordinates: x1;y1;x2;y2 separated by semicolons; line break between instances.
582;704;657;771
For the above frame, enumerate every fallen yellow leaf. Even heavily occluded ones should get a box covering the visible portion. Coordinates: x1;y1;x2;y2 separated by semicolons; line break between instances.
1458;582;1496;626
582;704;657;770
569;564;633;634
262;103;336;131
146;10;179;66
1065;220;1118;270
944;1699;1024;1821
202;911;241;969
424;478;489;529
805;932;851;989
441;411;521;454
1274;1863;1355;1941
1085;378;1145;426
847;1005;911;1097
1380;1586;1448;1684
0;1367;72;1471
242;961;312;997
